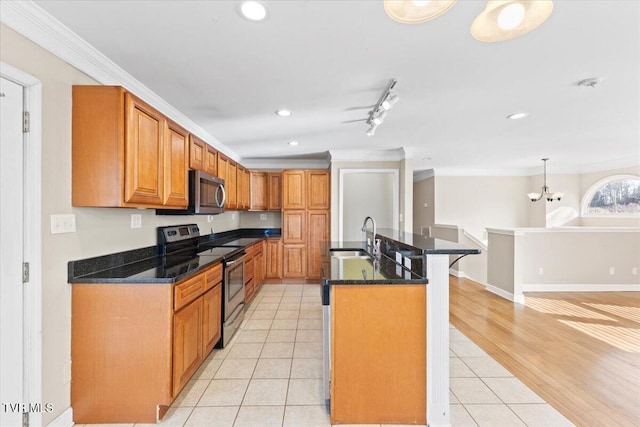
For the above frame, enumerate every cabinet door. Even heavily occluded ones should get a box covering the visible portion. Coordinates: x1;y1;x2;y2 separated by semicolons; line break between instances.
250;172;268;210
124;93;164;205
243;168;251;210
189;135;205;171
283;210;306;244
217;154;228;183
307;210;330;279
228;161;237;209
265;239;283;279
205;146;217;176
202;284;221;356
254;251;264;291
267;173;282;211
307;170;330;210
164;120;189;207
282;170;306;209
173;298;203;397
283;244;307;278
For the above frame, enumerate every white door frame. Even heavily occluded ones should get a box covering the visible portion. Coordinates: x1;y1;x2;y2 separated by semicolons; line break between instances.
0;61;43;427
338;168;400;242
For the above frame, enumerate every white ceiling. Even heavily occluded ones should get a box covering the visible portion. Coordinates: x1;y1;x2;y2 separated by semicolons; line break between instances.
33;0;640;173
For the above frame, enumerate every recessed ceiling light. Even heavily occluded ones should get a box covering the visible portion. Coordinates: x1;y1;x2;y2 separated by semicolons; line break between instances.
288;141;299;146
276;109;292;117
507;112;529;120
239;1;268;22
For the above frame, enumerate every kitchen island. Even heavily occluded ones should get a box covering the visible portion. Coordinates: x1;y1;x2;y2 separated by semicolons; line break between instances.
322;230;479;427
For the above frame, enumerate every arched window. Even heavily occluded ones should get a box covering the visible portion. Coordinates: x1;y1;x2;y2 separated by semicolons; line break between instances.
581;175;640;216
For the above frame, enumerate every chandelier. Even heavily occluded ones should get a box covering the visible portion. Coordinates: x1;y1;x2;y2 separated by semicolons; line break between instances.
527;158;564;202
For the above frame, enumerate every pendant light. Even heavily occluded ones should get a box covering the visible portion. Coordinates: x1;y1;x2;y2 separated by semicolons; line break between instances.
384;0;458;24
527;158;564;202
471;1;554;42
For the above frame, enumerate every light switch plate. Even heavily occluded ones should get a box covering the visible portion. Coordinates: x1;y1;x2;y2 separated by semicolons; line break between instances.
50;214;76;234
260;213;267;220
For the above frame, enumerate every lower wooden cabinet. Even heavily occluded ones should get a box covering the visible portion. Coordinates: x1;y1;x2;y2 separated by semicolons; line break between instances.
71;262;223;424
265;238;283;279
173;297;203;397
283;244;307;278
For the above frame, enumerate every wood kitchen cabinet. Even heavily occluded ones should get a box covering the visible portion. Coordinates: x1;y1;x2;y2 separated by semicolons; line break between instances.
283;210;306;244
72;86;188;209
282;170;306;209
242;168;251;210
283;244;307;278
228;160;237;210
217;153;229;185
250;171;268;210
237;165;250;210
307;170;330;210
205;145;217;176
173;296;203;397
265;238;283;279
71;262;223;424
268;172;282;210
307;210;330;279
189;135;206;171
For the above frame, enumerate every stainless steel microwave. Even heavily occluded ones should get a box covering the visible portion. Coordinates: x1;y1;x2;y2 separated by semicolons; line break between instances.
157;170;225;215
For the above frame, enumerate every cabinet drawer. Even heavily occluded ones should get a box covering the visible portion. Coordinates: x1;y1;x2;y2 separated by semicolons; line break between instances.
205;263;223;291
175;274;205;311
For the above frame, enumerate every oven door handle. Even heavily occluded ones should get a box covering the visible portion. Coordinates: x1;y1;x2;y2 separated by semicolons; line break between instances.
225;255;246;266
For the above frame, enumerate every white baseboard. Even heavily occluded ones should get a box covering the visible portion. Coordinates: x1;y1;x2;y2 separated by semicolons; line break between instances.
485;284;525;304
522;283;640;292
46;407;73;427
449;268;464;278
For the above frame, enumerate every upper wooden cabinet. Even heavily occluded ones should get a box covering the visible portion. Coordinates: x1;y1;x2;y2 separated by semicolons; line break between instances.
205;146;217;177
189;135;206;171
237;165;250;211
282;170;306;209
307;170;330;210
250;172;268;210
227;161;237;210
268;173;282;211
72;86;188;209
242;168;251;210
163;120;189;207
217;153;228;183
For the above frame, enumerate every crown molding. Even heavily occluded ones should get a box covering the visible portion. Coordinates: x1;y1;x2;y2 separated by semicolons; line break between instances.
329;148;407;162
0;0;240;162
578;156;640;174
413;169;435;182
242;158;330;170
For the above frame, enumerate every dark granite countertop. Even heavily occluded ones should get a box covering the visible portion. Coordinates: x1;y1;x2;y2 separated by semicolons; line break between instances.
68;228;281;284
376;228;481;255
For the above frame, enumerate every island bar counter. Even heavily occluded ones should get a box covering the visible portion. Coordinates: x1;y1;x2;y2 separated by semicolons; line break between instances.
323;230;479;426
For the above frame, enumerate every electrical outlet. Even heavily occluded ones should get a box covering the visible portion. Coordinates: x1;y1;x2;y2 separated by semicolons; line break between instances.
50;214;76;234
423;203;428;208
131;214;142;229
609;267;615;275
260;213;267;221
538;267;544;276
207;215;214;222
633;267;638;276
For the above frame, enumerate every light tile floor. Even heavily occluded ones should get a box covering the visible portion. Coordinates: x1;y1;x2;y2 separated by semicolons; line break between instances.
75;284;574;427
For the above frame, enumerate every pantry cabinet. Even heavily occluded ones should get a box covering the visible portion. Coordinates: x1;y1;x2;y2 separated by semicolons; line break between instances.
265;238;283;279
72;86;188;209
307;170;330;210
282;170;306;209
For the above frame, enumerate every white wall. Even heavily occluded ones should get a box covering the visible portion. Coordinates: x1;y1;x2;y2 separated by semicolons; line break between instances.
0;24;242;425
239;211;282;229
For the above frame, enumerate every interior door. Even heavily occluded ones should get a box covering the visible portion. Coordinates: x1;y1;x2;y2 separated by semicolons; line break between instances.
0;76;25;427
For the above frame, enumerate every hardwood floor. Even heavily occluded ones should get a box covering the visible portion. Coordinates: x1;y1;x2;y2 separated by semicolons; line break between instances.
449;276;640;427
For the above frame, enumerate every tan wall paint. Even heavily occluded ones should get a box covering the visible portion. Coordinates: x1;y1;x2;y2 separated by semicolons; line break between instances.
0;24;241;424
239;211;282;229
434;175;532;239
412;176;434;235
487;232;516;296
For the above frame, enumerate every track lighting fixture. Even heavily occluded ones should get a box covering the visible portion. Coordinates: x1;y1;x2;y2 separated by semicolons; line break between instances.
365;79;399;136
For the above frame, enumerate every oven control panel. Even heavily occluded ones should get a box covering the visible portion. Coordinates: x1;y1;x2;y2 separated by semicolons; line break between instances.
158;224;200;244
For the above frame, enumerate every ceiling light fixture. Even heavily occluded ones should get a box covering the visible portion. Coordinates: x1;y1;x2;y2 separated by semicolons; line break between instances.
384;0;458;24
365;79;399;136
276;109;292;117
288;141;299;146
527;158;564;202
239;1;268;22
507;112;529;120
471;1;554;43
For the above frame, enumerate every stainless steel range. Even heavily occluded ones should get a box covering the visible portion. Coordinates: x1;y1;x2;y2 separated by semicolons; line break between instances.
158;224;246;348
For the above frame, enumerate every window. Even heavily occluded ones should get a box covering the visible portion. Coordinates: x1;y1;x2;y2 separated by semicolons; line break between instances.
582;175;640;216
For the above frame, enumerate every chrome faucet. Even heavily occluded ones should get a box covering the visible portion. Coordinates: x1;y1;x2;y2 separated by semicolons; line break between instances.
361;216;380;256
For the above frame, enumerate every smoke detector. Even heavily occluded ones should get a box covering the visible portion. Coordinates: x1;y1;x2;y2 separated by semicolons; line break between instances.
577;77;603;88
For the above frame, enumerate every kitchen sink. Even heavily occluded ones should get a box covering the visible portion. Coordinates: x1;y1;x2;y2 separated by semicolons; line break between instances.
329;249;370;259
